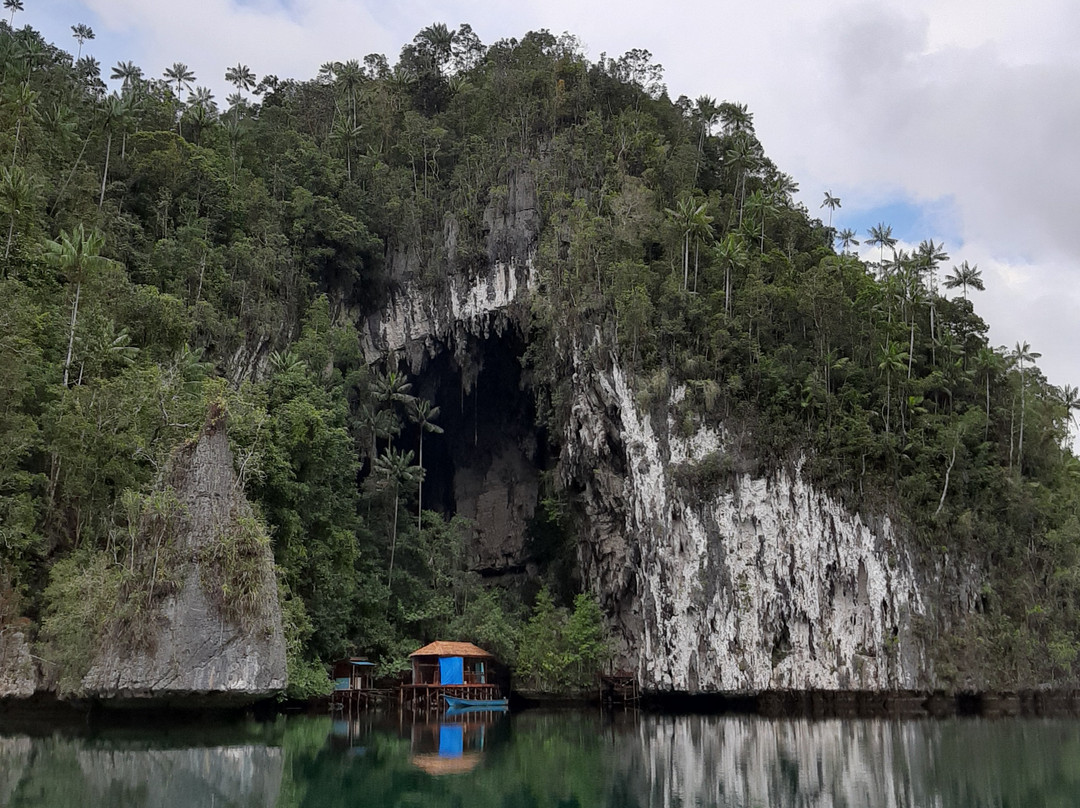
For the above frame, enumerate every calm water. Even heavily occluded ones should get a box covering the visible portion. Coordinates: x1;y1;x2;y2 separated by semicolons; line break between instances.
2;711;1080;807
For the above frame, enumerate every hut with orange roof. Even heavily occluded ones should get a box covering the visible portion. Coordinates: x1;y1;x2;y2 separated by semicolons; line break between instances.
402;640;502;711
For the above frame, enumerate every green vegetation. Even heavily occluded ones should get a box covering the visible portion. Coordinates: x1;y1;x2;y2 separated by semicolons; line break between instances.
0;15;1077;695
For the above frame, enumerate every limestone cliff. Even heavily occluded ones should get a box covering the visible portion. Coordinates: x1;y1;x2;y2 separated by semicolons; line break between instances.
81;409;286;705
565;359;935;691
360;172;970;693
0;626;36;699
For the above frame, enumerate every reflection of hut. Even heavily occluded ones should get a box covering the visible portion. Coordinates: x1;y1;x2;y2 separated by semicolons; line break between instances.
409;709;502;776
402;641;501;712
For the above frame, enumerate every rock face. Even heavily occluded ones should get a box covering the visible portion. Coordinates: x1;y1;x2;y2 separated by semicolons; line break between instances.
82;413;287;705
362;167;543;575
566;360;932;691
453;439;539;572
359;169;957;692
0;627;36;699
361;167;539;371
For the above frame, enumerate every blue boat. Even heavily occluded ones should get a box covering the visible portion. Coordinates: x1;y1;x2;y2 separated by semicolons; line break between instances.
443;694;509;710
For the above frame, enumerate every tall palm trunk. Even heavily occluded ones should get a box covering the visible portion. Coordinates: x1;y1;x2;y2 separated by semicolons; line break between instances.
63;281;82;387
385;488;399;596
682;232;689;290
417;434;424;531
99;130;111;208
11;118;20;168
1018;366;1026;470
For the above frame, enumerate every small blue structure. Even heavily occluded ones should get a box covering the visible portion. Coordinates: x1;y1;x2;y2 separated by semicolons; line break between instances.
332;657;376;691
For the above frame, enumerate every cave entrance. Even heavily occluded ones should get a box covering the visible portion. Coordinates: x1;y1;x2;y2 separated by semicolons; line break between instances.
397;325;550;578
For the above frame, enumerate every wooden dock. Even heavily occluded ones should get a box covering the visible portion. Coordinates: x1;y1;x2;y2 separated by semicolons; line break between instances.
600;673;640;709
399;683;501;714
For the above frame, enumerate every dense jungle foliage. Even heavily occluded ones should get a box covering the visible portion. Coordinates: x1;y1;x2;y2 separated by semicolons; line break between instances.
0;16;1078;694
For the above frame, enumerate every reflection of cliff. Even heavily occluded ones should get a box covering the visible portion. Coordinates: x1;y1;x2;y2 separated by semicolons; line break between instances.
0;736;282;808
0;736;32;807
617;714;1080;808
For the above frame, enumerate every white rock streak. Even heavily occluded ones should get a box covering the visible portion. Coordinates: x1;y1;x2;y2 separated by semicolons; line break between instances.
362;257;536;365
571;360;929;692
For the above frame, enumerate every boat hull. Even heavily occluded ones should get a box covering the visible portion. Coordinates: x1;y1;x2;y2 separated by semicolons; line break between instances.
443;694;509;710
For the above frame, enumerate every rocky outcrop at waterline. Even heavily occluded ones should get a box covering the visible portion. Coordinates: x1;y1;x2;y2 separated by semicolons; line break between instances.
79;408;287;706
566;360;935;691
0;627;36;699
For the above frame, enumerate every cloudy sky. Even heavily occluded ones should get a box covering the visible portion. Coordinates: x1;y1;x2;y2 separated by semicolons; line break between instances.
24;0;1080;404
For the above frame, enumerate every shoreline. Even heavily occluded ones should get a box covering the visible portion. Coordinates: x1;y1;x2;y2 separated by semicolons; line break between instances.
4;687;1080;726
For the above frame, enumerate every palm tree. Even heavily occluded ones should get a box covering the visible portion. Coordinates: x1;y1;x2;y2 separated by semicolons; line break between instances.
110;60;143;92
5;82;38;167
718;101;753;135
878;341;909;433
942;260;984;299
694;95;719;181
725;134;760;228
225;63;256;123
225;63;256;95
98;93;126;208
187;85;215;111
372;447;423;596
373;369;414;408
330;119;362;181
42;225;116;387
4;0;23;27
748;186;781;254
664;195;711;291
916;239;948;293
14;33;46;82
820;191;841;228
1011;340;1041;470
866;222;897;269
715;232;747;317
416;22;456;75
409;398;443;529
0;164;34;261
972;347;1002;439
1060;384;1080;447
915;239;949;364
357;402;400;463
837;228;859;254
71;24;94;60
335;58;363;128
163;62;195;98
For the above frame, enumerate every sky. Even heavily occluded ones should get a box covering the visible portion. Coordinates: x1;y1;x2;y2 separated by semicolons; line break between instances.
21;0;1080;415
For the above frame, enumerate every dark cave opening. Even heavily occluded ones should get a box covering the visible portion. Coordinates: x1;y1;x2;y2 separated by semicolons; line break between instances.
395;325;552;578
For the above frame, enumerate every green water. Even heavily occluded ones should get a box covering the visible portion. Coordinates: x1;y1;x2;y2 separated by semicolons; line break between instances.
2;711;1080;807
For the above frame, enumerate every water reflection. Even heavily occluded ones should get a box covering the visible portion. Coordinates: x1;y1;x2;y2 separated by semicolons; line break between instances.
0;725;283;808
1;711;1079;807
409;708;506;776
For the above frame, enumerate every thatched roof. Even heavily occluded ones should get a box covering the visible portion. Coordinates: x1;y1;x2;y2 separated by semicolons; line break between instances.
408;641;493;659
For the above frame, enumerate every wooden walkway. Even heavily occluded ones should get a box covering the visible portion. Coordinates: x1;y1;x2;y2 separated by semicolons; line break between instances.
600;674;640;709
399;683;501;714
